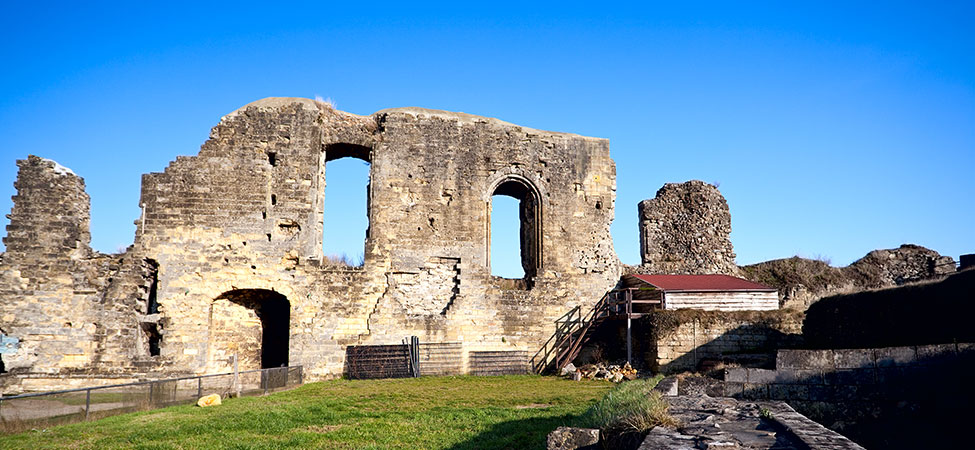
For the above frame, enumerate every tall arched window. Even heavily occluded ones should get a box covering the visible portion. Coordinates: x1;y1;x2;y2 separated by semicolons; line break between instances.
489;177;541;288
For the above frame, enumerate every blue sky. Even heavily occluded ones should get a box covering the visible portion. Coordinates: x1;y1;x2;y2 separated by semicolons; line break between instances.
1;2;972;276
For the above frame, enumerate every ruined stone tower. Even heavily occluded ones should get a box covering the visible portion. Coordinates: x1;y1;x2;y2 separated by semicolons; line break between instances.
637;180;739;275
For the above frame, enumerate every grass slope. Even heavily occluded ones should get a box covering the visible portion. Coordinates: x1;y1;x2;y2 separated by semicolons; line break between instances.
1;375;613;450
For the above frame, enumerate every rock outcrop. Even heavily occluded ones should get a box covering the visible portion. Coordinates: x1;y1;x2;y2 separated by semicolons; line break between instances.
741;244;955;309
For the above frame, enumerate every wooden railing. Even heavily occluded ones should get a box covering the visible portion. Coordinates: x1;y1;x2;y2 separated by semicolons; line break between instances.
529;305;585;373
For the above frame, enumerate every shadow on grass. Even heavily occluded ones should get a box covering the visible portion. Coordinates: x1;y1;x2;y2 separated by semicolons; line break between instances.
445;414;581;450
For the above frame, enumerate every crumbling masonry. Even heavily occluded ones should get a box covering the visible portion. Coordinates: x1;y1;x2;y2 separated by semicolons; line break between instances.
0;98;620;390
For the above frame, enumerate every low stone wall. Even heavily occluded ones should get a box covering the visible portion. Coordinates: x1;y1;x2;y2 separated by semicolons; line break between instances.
724;343;975;449
637;394;864;450
803;269;975;348
637;309;803;373
725;343;971;399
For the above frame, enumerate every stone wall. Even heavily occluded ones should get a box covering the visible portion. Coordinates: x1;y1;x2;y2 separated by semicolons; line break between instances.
0;98;621;389
0;157;157;383
724;344;975;449
803;269;974;349
636;180;738;276
637;309;803;373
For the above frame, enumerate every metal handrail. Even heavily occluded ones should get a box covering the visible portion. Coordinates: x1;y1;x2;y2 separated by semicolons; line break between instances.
0;366;301;401
0;365;303;432
531;286;667;374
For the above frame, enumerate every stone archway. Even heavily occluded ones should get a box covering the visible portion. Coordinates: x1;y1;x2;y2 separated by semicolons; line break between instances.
209;289;290;370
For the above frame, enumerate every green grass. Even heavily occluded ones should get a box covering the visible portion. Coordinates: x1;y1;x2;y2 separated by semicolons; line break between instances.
0;375;613;449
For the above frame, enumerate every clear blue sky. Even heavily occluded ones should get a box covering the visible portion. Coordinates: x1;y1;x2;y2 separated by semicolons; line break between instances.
1;2;973;276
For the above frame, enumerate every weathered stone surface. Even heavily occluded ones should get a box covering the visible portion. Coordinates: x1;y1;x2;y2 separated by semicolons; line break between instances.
646;395;820;449
546;426;599;450
0;98;621;388
0;156;158;384
638;309;804;373
653;375;679;396
636;180;738;276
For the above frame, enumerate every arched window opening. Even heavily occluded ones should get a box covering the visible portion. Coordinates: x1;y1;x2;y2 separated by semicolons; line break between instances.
323;143;371;268
211;289;290;369
491;196;523;278
489;178;541;289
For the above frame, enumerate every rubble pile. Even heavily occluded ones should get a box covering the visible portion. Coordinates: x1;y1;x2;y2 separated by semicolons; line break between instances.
560;362;638;382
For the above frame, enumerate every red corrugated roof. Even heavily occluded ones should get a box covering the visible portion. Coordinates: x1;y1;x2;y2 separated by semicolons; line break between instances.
630;274;776;292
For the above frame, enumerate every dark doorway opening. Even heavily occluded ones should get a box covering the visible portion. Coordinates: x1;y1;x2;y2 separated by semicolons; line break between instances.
142;322;161;357
259;295;290;368
214;289;291;369
145;258;159;314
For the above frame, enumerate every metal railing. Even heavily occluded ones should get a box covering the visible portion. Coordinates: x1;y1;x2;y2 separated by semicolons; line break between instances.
0;365;302;434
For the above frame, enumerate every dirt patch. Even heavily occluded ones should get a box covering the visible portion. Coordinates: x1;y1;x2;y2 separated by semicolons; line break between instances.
131;411;174;424
514;403;551;409
303;424;344;433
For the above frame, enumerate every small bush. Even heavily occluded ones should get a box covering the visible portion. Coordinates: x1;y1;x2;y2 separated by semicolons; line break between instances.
576;377;675;433
323;253;363;268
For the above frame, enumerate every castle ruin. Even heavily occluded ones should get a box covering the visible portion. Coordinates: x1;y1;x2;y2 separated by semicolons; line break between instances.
0;98;620;390
0;97;958;392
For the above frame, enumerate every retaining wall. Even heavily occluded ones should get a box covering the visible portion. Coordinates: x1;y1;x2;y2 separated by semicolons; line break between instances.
723;343;974;449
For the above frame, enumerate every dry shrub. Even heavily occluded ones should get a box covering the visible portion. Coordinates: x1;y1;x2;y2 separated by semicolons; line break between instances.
577;377;676;433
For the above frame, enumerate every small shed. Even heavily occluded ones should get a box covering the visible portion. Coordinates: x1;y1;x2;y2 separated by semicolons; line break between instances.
623;274;779;311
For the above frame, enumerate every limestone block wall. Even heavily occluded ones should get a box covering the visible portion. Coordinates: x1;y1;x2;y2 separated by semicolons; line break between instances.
639;309;803;373
0;98;621;386
0;97;620;386
723;344;975;449
0;157;155;382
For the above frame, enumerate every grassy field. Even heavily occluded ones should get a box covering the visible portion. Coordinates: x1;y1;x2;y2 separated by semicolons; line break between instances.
0;375;614;449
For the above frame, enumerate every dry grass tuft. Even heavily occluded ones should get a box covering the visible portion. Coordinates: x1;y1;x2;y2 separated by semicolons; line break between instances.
577;377;676;433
